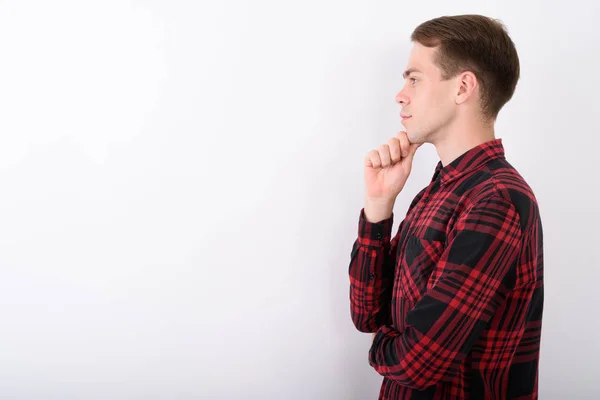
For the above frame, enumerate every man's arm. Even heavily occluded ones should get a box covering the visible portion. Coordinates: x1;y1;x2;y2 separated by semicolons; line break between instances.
351;131;422;333
368;194;523;390
348;207;399;333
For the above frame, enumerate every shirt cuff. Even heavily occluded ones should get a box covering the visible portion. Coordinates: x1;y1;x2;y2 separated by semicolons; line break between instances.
357;208;393;247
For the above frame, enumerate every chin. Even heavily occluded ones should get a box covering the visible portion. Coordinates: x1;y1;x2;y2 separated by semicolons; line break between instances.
406;127;431;145
406;130;422;144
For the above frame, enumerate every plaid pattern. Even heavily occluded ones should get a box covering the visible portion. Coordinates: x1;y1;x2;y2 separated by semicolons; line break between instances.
349;139;543;399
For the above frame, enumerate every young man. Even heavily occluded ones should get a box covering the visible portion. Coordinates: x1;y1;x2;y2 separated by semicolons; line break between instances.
348;15;543;399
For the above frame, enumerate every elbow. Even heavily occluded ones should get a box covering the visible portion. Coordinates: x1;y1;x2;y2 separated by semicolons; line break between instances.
349;291;391;333
349;303;388;333
353;321;376;334
350;311;378;333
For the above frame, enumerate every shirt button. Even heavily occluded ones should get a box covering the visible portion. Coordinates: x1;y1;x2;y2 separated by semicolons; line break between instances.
368;273;375;279
375;232;382;239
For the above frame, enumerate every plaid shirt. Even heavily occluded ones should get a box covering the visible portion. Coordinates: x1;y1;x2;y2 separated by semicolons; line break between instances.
349;139;544;399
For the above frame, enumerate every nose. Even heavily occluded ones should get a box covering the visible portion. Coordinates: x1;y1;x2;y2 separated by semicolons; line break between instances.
395;89;409;106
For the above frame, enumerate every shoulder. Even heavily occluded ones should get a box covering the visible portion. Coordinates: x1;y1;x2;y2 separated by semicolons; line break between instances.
461;158;541;235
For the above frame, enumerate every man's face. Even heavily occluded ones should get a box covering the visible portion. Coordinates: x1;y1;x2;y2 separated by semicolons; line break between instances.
396;43;457;144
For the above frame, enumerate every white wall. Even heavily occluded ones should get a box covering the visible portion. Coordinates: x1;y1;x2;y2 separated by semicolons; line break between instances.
0;1;597;399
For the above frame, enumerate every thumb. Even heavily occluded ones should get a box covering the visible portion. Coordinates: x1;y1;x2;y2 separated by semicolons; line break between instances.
404;142;422;162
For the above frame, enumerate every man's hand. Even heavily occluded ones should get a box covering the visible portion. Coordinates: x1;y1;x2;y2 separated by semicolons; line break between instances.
363;131;422;223
364;131;421;200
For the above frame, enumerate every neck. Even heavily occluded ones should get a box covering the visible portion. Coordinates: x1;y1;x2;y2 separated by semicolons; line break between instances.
432;115;496;167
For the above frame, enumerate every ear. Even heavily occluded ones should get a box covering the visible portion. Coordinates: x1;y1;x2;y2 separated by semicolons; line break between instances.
455;71;478;105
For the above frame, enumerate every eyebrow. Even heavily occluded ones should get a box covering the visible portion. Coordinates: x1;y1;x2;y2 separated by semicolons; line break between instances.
402;68;421;79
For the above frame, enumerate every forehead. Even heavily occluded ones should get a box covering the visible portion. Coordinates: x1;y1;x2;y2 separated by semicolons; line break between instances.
405;42;441;76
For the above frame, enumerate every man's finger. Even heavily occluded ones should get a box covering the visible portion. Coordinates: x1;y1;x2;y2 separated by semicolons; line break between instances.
397;131;410;158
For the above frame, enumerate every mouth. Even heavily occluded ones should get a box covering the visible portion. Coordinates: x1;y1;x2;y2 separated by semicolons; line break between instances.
401;115;412;121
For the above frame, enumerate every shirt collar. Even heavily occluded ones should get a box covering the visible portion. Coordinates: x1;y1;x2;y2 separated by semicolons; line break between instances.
431;138;505;185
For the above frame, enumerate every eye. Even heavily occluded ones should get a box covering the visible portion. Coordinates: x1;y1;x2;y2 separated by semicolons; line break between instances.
410;77;417;85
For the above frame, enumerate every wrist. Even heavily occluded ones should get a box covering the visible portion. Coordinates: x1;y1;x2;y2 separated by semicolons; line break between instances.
364;196;395;223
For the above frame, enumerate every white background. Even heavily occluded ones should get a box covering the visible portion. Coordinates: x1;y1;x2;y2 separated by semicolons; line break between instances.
0;1;598;399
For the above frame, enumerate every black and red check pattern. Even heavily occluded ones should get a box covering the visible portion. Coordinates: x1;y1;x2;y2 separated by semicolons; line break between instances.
349;139;543;399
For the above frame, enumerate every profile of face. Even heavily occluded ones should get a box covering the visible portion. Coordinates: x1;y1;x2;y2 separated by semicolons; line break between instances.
395;43;462;145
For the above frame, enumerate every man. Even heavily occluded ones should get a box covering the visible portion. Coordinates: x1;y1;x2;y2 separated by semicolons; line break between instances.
348;14;543;399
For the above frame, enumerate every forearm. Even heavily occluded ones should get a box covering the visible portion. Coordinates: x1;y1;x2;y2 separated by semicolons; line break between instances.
349;209;396;332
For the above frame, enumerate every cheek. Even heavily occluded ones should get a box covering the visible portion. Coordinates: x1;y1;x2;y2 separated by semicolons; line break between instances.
411;85;446;117
413;89;436;114
428;88;453;114
436;84;456;107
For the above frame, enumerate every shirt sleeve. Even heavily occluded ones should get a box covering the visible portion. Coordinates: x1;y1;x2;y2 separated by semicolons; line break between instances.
348;208;399;333
368;194;523;390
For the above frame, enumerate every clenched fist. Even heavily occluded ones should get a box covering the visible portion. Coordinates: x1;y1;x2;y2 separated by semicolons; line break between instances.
364;131;421;200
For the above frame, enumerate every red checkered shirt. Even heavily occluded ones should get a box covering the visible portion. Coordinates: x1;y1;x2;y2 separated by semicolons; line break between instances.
349;138;543;399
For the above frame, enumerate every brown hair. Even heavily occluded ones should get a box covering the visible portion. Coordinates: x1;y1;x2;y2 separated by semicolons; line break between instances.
411;14;520;122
